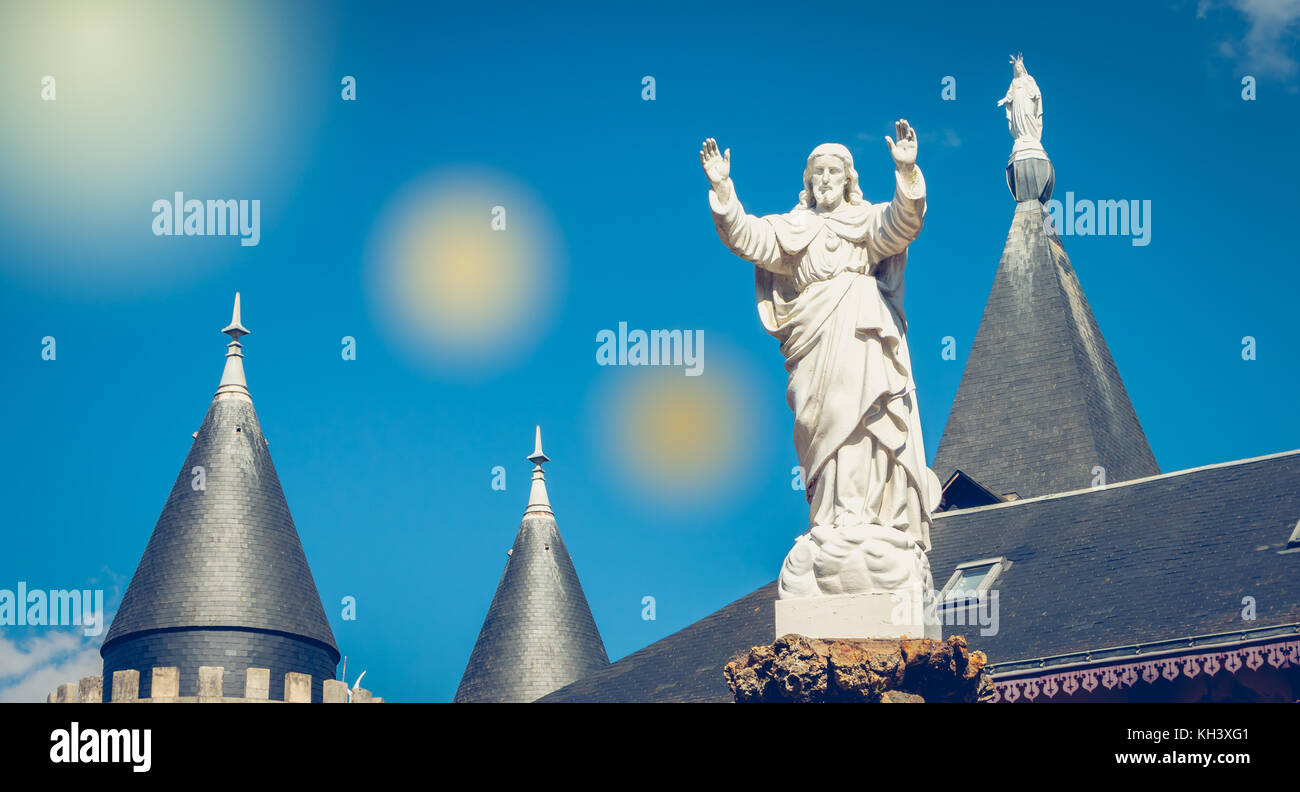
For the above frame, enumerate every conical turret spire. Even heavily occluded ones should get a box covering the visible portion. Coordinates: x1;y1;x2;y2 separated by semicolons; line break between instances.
101;294;339;701
454;426;608;702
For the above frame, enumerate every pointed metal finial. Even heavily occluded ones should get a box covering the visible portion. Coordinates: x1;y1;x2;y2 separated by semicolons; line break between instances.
525;425;552;515
222;292;250;340
215;292;252;402
527;425;550;466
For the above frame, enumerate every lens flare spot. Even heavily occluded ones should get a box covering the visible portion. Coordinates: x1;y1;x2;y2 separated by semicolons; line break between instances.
367;168;562;376
0;0;326;291
594;364;755;503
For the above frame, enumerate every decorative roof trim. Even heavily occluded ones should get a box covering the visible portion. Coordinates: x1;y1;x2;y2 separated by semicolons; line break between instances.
991;632;1300;702
992;622;1300;677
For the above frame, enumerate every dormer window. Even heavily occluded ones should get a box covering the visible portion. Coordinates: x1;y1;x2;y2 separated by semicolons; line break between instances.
938;557;1007;608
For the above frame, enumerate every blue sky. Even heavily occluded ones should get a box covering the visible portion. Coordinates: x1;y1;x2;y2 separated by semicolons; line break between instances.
1;0;1298;702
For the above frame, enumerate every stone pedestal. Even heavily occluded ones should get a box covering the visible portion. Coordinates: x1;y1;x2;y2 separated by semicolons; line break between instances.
1006;155;1053;203
725;634;994;703
775;590;940;641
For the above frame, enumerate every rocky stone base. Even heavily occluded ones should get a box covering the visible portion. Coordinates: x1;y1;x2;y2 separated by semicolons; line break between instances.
724;633;995;703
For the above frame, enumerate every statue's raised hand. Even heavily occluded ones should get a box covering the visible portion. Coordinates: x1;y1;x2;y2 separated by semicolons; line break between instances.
884;119;918;171
699;138;730;187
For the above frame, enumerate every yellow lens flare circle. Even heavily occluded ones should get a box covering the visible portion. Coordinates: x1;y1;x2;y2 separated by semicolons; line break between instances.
369;169;560;374
605;369;750;498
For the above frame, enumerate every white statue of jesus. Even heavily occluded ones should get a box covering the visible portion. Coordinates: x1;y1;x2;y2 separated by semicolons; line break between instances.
701;123;942;603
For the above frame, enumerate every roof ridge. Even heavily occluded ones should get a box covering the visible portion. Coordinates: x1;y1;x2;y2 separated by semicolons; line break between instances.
935;447;1300;518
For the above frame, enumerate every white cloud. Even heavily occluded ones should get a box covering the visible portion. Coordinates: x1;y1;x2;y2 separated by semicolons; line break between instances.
0;630;103;703
0;569;120;702
1203;0;1300;78
910;128;962;150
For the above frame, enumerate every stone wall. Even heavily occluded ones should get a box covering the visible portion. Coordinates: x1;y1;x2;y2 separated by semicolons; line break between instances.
47;666;382;703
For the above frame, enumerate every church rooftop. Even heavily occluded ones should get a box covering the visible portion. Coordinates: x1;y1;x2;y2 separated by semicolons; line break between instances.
541;450;1300;702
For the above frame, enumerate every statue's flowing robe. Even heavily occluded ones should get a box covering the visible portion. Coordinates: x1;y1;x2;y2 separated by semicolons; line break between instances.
710;168;941;551
1004;73;1044;156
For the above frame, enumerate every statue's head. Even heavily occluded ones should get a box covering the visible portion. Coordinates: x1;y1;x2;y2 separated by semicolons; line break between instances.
798;143;863;212
1010;53;1026;77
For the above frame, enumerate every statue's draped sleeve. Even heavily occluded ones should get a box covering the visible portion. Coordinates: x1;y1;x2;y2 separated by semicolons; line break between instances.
850;169;926;260
856;168;926;331
707;187;795;277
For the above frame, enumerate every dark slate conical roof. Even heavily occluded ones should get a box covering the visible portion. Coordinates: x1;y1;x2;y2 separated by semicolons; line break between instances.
454;429;608;703
933;199;1158;499
102;295;338;682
